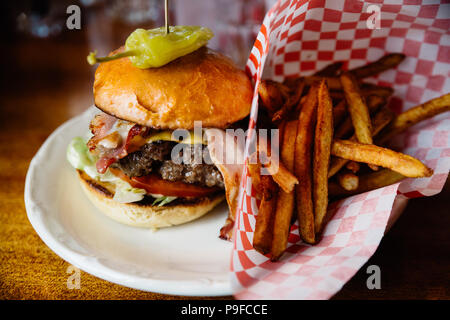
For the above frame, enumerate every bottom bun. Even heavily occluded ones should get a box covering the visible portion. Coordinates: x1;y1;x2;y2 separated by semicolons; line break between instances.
77;170;225;228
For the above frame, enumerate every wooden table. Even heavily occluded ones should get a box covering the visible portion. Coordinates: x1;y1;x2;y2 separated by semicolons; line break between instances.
1;16;448;300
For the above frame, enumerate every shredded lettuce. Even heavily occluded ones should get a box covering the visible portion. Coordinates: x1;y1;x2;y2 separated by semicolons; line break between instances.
66;137;95;170
67;136;177;205
112;179;146;203
152;196;177;207
66;136;146;203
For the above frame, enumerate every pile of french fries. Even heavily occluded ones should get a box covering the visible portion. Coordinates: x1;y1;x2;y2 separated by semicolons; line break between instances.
251;53;450;261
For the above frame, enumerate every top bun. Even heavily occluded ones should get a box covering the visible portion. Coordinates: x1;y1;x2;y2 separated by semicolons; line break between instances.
93;47;253;130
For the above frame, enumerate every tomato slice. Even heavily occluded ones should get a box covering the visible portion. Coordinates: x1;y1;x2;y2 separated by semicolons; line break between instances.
109;167;220;198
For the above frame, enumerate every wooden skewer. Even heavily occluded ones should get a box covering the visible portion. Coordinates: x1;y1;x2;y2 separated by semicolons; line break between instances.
165;0;170;35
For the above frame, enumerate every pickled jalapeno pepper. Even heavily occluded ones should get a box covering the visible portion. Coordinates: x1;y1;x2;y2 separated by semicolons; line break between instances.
87;25;214;69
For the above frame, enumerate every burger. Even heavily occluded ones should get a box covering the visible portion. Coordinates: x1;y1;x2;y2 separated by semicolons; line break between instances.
67;46;252;239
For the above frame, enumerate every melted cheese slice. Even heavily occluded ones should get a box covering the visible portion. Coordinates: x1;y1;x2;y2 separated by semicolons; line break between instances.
144;130;207;145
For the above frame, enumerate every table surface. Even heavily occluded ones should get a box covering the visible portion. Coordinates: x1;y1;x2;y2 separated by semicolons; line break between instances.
1;17;449;300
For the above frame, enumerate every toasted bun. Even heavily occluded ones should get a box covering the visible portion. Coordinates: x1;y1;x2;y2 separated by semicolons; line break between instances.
77;170;225;228
93;47;253;130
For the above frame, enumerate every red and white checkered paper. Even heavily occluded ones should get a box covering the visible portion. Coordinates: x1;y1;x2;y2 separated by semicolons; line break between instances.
231;0;450;300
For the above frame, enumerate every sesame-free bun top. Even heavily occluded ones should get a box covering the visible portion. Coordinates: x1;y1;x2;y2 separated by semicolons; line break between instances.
93;47;253;130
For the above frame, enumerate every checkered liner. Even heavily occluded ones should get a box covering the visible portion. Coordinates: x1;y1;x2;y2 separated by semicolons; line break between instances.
232;0;450;300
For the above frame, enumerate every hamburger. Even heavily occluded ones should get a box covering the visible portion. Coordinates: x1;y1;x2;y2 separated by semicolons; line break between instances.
67;46;252;239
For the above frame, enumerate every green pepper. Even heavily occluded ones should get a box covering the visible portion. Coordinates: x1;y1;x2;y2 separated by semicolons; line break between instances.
87;25;214;69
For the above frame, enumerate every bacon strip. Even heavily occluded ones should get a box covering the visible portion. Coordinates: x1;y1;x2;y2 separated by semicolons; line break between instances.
88;113;149;174
96;124;149;173
204;129;245;240
87;113;118;151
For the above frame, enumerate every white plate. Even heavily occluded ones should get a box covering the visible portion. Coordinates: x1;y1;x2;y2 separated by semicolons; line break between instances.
25;107;232;296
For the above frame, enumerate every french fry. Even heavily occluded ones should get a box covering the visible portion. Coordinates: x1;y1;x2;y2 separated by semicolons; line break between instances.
331;139;433;178
304;76;342;90
329;169;406;197
334;94;385;139
295;94;308;115
328;106;395;177
283;78;307;118
313;79;334;235
337;170;359;191
282;76;303;91
334;118;355;140
253;175;278;255
332;100;347;128
258;136;299;193
340;72;373;144
328;154;350;178
328;91;346;100
272;80;305;123
277;120;287;150
366;100;393;172
377;93;450;144
295;83;319;244
371;106;396;136
247;162;262;196
346;161;360;173
307;78;397;95
349;53;406;79
329;84;394;100
271;120;298;260
305;53;405;90
360;83;394;98
368;106;394;176
262;159;299;193
314;61;343;77
260;173;279;198
258;80;288;115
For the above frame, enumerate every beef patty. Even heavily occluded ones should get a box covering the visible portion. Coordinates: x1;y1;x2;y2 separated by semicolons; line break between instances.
112;141;225;189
